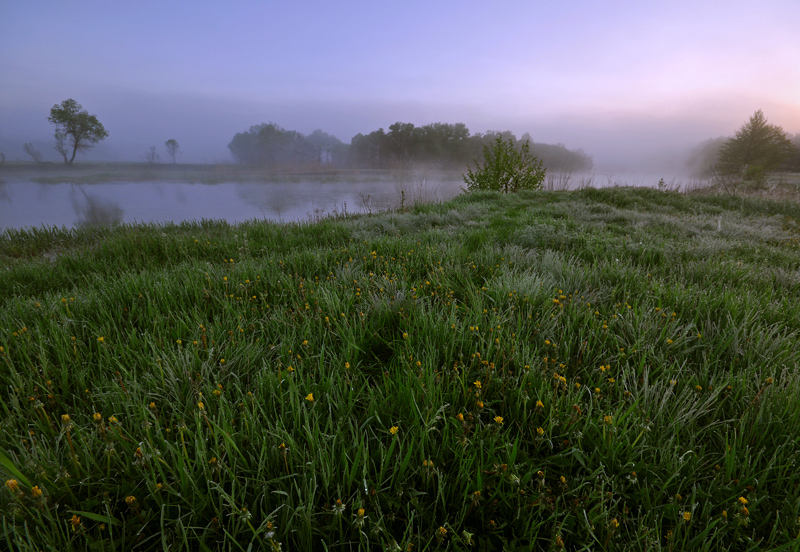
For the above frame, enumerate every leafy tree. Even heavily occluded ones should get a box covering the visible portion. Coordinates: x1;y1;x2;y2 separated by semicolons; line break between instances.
717;110;796;174
47;99;108;165
164;139;180;164
463;137;546;193
305;129;344;166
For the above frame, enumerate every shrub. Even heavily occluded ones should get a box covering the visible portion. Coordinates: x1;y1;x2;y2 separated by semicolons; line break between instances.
463;137;546;193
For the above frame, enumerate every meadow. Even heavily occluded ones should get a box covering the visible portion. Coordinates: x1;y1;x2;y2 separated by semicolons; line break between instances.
2;186;800;550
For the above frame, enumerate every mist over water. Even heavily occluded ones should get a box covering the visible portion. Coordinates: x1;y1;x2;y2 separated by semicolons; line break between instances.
0;171;711;232
0;178;465;232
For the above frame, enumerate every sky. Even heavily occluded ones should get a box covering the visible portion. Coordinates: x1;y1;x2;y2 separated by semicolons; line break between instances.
1;0;799;170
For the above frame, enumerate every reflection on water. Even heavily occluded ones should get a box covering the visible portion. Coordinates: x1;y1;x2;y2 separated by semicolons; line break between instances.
0;172;704;232
0;178;465;232
71;185;125;228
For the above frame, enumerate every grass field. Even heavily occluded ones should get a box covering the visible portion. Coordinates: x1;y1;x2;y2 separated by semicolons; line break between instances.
2;186;800;550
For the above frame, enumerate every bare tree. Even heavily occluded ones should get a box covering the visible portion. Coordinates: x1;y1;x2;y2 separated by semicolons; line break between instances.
710;163;745;197
164;139;180;164
54;133;69;163
23;142;44;163
143;146;160;164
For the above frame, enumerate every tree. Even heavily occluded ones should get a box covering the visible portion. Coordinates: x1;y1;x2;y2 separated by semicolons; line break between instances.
164;139;180;164
47;99;108;165
685;136;727;177
143;146;160;164
463;137;546;193
717;110;796;174
23;142;44;163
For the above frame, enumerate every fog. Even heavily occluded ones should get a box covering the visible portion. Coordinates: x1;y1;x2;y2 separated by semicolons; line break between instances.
3;89;797;173
1;2;799;173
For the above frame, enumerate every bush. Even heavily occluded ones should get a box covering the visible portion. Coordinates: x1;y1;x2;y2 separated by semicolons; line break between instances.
463;137;546;193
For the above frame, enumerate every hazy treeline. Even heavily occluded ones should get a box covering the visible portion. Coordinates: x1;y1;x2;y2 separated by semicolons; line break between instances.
228;122;594;172
686;132;800;177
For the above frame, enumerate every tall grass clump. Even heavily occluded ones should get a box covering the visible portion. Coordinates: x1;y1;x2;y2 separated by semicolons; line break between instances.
2;187;800;550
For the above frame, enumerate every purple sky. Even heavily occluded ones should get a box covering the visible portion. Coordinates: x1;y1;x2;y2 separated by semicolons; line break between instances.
1;0;798;169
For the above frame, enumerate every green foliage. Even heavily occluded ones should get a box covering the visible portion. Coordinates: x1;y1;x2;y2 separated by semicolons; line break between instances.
350;124;593;172
464;137;546;193
717;110;796;173
47;99;108;165
2;188;800;550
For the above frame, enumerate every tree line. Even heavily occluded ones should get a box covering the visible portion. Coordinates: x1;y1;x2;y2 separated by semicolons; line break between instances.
227;122;594;172
686;110;800;177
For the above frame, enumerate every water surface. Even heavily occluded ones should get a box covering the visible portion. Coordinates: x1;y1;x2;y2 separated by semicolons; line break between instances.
0;179;464;232
0;172;702;232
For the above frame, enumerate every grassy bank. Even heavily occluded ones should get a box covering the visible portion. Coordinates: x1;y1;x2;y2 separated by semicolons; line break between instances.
2;187;800;550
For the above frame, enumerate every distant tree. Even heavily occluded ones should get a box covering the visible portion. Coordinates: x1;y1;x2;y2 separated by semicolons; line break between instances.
791;133;800;171
685;137;727;177
464;137;546;193
227;123;325;167
717;110;796;175
143;146;160;164
305;129;344;165
47;99;108;165
23;142;44;163
164;139;180;164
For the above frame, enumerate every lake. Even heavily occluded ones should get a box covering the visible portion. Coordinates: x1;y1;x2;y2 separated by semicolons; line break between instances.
0;178;466;232
0;171;702;232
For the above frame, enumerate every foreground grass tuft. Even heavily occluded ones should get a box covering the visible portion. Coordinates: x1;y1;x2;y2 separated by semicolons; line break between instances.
2;187;800;550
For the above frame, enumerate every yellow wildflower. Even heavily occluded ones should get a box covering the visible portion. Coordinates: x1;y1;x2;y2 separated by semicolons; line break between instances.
683;511;691;522
93;412;102;422
5;479;19;493
738;496;748;505
536;427;544;436
456;413;464;422
389;426;399;435
494;416;504;425
473;380;482;389
125;496;136;506
31;486;42;498
536;400;544;409
70;514;81;530
197;401;205;410
306;393;314;402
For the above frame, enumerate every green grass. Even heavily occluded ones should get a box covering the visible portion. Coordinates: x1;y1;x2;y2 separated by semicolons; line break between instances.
2;187;800;550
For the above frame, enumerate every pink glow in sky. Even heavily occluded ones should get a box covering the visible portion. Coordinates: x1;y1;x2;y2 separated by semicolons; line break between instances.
1;0;798;168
